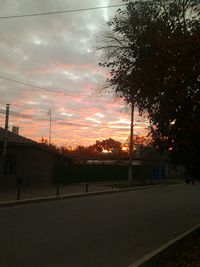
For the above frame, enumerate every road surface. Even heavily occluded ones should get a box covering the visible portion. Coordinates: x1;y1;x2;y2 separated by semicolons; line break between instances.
0;184;200;267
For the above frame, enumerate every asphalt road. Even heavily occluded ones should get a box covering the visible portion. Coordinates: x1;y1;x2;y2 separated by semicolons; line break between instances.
0;184;200;267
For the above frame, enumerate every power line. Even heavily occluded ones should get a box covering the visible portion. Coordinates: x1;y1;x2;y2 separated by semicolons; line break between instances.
0;4;126;19
0;109;50;122
0;75;117;102
0;109;89;127
0;75;87;96
0;108;139;130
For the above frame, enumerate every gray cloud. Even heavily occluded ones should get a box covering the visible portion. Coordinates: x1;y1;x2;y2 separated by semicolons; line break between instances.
0;0;148;145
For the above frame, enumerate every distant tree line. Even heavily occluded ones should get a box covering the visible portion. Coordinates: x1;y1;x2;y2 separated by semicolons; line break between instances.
39;136;150;161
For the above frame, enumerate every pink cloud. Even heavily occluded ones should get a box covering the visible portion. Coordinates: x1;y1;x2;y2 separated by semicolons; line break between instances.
0;82;149;147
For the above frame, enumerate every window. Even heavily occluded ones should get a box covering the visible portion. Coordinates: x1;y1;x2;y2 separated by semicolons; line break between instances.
4;155;16;175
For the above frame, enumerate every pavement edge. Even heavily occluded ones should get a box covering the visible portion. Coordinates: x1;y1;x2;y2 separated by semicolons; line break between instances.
0;183;177;208
128;224;200;267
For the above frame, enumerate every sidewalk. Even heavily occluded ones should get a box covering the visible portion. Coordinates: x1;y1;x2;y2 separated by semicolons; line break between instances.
0;182;112;202
0;179;184;204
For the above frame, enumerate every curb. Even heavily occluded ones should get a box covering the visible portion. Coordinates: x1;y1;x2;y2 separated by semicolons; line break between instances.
128;224;200;267
0;183;177;208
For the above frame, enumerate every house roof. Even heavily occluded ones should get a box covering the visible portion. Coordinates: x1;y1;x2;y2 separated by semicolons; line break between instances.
0;127;71;160
0;127;37;144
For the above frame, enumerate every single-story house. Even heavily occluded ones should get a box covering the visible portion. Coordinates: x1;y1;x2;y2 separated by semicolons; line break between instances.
0;127;71;188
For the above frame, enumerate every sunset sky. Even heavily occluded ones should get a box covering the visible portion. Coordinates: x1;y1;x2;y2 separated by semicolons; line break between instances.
0;0;149;146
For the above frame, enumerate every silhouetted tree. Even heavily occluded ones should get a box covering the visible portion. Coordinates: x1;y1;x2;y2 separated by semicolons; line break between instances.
39;137;59;152
60;139;123;160
40;137;48;144
98;0;200;178
93;138;122;154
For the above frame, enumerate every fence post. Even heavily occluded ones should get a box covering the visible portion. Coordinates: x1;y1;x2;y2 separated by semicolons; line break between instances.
56;184;60;196
16;176;22;200
85;183;88;193
17;187;21;200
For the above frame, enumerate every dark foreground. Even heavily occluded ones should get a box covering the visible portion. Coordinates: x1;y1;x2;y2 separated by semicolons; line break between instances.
0;184;200;267
161;235;200;267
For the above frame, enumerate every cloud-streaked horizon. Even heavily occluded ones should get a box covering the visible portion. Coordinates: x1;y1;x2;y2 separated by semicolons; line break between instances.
0;0;149;146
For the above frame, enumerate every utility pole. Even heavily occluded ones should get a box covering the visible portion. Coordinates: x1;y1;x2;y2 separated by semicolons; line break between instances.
128;101;134;185
3;104;10;156
48;109;52;145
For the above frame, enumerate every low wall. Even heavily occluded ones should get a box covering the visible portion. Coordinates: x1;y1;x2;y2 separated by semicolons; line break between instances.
55;163;150;184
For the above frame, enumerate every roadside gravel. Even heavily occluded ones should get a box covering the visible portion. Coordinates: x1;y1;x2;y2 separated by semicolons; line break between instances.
161;235;200;267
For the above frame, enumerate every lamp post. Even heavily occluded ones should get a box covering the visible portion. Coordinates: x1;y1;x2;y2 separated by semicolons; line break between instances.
128;101;134;185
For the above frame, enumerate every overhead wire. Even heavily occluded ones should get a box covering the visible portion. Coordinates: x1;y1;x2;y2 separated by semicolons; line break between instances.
0;2;129;132
0;3;125;98
0;109;89;127
0;75;88;96
0;108;137;130
0;3;126;19
0;2;141;144
0;75;117;103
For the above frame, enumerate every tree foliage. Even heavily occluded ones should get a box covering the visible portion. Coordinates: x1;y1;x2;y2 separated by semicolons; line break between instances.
93;138;122;153
60;138;124;160
98;0;200;177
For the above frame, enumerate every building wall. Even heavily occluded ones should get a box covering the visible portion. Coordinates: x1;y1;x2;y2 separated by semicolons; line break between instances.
18;146;54;186
0;144;54;188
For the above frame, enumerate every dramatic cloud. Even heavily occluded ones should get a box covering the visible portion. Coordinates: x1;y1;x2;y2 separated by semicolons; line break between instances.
0;0;149;146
